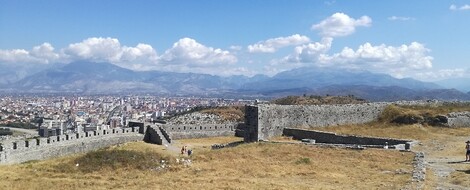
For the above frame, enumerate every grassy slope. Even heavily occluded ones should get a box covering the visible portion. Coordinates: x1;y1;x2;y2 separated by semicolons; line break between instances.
4;104;470;189
200;106;245;122
0;137;414;190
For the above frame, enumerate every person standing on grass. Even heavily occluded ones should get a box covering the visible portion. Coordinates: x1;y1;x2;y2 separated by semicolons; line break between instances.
466;141;470;161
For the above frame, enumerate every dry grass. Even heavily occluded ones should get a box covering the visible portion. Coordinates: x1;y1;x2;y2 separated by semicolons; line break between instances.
318;122;470;189
200;106;244;122
450;166;470;187
399;103;470;116
318;103;470;141
320;123;470;141
0;138;414;190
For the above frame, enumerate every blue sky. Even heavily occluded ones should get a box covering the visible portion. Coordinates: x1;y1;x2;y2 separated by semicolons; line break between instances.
1;0;469;81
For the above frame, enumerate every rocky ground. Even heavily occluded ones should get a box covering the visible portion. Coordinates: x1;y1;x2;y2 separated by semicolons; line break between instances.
415;135;470;189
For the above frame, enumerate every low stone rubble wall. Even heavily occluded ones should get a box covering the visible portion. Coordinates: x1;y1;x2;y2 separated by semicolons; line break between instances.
282;128;411;147
447;112;470;127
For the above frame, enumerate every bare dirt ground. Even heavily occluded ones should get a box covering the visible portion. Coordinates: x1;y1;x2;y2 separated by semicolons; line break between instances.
321;124;470;189
415;136;470;190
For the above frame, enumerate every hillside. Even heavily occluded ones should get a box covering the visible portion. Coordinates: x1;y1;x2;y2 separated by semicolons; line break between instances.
0;138;415;189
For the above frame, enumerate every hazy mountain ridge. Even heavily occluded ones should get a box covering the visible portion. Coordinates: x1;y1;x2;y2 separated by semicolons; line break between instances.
436;78;470;92
241;67;441;91
1;61;468;101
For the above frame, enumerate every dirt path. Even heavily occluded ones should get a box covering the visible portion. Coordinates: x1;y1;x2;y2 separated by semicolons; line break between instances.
415;137;470;189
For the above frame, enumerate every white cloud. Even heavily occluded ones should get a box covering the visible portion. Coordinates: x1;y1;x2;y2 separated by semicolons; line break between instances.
388;16;415;21
0;37;242;75
60;37;159;70
263;37;333;74
247;34;310;53
450;4;470;11
229;45;242;51
159;37;237;66
275;40;434;79
0;43;61;64
320;42;433;78
63;37;122;62
312;13;372;37
281;37;333;63
0;49;36;63
63;37;158;63
415;69;466;81
30;43;60;63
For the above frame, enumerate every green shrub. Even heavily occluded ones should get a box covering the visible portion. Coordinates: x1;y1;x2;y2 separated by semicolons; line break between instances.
53;148;171;173
295;157;311;165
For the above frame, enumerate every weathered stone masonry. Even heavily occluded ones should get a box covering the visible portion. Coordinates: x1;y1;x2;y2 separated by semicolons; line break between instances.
163;123;241;140
283;128;410;146
245;103;389;142
244;101;470;142
0;127;142;164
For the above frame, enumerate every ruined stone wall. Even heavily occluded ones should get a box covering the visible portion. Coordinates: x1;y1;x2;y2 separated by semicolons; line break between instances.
244;105;259;142
283;128;410;146
163;123;239;139
0;127;143;164
447;112;470;127
144;126;163;145
246;103;389;141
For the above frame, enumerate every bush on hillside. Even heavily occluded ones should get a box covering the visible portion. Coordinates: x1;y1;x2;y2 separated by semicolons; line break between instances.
53;148;173;173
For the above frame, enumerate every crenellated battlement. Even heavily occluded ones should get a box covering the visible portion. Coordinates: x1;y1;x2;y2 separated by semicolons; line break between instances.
2;100;469;164
0;127;142;164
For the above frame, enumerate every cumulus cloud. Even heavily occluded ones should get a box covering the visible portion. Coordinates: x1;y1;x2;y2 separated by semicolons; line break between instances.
388;16;415;21
312;13;372;37
59;37;160;70
62;37;158;66
159;38;237;66
0;49;36;63
0;43;61;64
247;34;310;53
281;37;333;63
320;42;433;77
0;37;240;75
450;4;470;11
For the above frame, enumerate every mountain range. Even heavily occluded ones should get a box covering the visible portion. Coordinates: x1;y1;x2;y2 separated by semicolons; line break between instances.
1;61;469;101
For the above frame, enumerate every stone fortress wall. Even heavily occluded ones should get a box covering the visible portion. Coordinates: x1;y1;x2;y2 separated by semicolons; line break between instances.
0;127;143;164
245;100;470;142
162;123;241;140
447;111;470;127
2;100;470;164
244;103;389;142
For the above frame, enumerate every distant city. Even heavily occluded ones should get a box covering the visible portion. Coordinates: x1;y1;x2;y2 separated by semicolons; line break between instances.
0;95;255;137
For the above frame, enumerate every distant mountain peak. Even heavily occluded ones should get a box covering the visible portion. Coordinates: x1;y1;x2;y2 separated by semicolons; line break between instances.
0;62;467;101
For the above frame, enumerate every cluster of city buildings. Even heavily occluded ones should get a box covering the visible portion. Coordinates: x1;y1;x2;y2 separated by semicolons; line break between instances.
0;95;254;137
